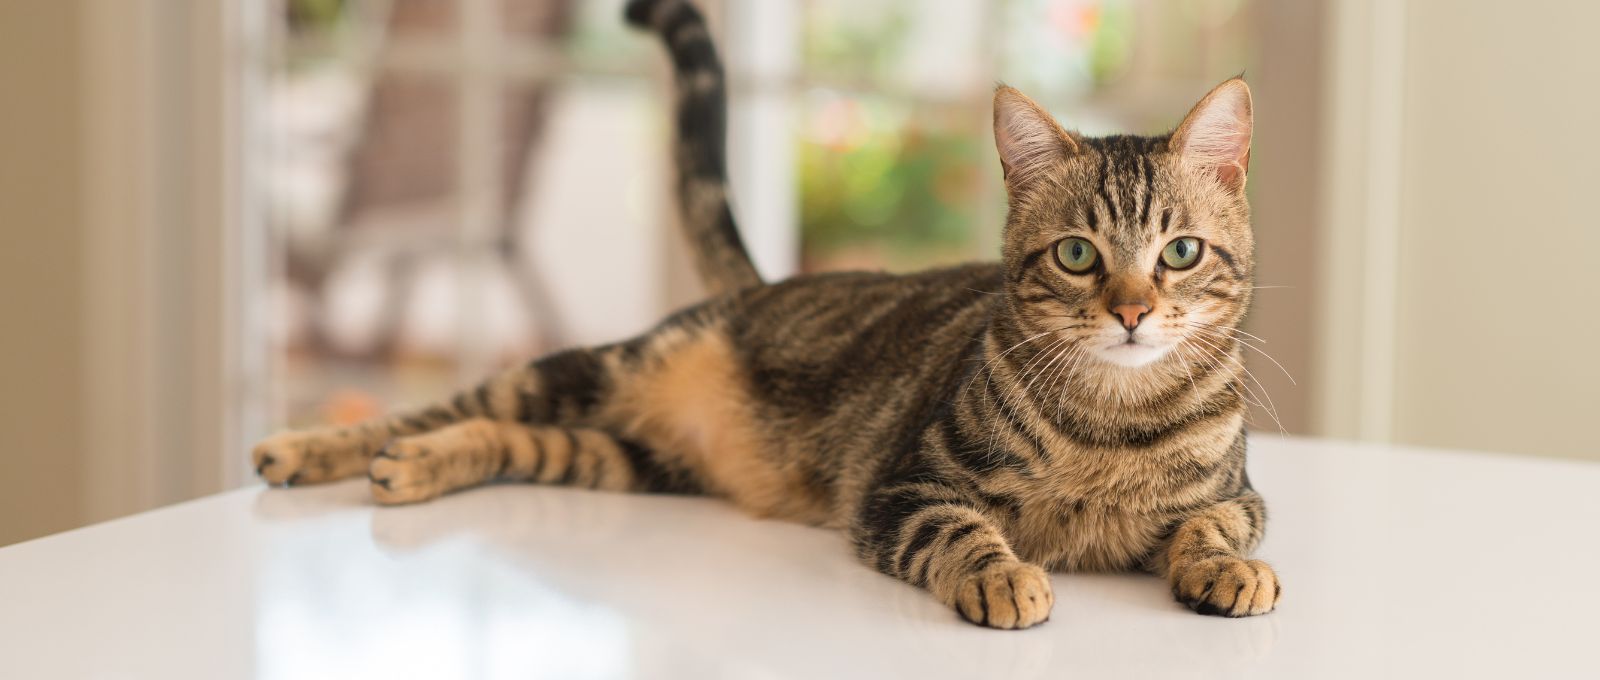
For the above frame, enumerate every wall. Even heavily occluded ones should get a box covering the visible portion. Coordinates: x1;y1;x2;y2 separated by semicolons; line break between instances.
1241;0;1327;435
1391;1;1600;460
0;2;87;545
0;0;241;547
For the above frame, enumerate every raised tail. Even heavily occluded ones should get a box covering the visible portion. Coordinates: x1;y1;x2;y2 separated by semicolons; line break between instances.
625;0;763;295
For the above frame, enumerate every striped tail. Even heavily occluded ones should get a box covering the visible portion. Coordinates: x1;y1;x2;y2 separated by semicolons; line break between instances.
625;0;764;295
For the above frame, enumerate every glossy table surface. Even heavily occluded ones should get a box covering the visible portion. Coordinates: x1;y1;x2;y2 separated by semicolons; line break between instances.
2;435;1597;679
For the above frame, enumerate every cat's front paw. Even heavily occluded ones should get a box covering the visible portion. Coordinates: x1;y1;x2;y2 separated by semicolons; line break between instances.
952;560;1054;629
1171;556;1279;617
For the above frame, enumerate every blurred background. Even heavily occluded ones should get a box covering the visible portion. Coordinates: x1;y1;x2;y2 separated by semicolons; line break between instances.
1;0;1595;548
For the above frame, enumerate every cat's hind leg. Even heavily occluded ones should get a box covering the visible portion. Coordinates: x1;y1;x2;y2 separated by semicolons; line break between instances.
252;346;598;487
368;418;698;505
253;419;403;487
251;377;519;487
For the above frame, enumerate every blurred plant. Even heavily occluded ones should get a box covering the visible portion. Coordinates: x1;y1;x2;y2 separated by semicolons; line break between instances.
282;0;356;73
287;0;346;34
798;94;985;271
802;0;912;84
1000;0;1135;97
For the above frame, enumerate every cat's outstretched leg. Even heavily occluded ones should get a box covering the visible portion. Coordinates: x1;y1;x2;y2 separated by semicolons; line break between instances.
367;418;698;504
1160;490;1280;617
252;347;604;486
252;415;433;487
853;482;1054;629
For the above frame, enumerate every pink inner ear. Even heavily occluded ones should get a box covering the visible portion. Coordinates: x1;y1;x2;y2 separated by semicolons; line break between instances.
993;87;1074;190
1175;82;1253;191
1214;148;1248;189
995;104;1052;185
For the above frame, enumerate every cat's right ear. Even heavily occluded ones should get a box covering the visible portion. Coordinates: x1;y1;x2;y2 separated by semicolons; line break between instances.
994;85;1078;192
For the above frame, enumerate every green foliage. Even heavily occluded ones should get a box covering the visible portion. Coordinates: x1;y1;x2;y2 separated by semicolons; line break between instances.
802;2;912;84
287;0;345;33
798;105;984;269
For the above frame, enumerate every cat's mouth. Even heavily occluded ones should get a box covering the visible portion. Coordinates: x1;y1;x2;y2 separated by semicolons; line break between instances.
1095;336;1169;368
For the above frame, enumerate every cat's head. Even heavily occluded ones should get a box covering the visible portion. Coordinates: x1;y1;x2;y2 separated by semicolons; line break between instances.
994;79;1254;370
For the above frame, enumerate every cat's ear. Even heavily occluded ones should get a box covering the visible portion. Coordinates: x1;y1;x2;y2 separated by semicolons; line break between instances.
994;85;1079;191
1169;77;1253;193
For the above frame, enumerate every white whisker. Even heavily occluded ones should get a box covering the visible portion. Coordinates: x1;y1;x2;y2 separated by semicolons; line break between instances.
967;329;1054;405
1184;322;1297;386
1053;343;1088;429
985;333;1071;467
1184;331;1285;434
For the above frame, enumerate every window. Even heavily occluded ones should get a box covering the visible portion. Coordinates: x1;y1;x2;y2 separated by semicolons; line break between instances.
250;0;1256;433
261;0;684;430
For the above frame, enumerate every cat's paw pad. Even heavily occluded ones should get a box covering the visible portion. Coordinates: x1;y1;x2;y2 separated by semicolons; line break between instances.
1172;556;1279;617
367;441;447;505
952;560;1054;629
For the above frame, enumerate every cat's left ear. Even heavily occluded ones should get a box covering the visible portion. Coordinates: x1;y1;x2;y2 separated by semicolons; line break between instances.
1170;77;1253;193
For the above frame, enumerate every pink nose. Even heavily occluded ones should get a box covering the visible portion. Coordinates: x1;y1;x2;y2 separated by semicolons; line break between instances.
1111;303;1151;331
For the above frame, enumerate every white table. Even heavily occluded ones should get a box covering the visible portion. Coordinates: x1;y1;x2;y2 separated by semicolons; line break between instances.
2;435;1596;679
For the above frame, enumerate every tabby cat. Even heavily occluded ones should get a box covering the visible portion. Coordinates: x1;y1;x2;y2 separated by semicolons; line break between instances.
252;0;1279;629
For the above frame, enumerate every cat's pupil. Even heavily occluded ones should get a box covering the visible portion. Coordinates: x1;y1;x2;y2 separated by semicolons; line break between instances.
1175;241;1188;257
1072;244;1084;259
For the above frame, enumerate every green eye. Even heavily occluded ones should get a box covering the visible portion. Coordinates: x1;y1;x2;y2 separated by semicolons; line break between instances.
1055;237;1098;273
1161;237;1203;270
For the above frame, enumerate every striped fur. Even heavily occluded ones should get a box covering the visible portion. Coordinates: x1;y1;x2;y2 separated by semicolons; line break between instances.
253;14;1277;629
625;0;762;294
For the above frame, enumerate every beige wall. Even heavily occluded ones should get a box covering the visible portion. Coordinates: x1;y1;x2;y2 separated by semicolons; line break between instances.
0;1;243;548
1391;1;1600;460
1241;0;1327;435
0;2;87;545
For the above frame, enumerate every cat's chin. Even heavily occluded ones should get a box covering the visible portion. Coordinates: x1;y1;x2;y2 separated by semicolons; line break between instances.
1093;342;1170;369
